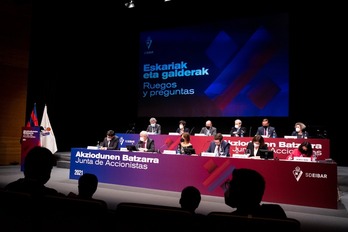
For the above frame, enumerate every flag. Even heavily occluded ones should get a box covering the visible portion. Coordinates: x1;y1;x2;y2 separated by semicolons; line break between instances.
26;103;39;127
40;104;58;154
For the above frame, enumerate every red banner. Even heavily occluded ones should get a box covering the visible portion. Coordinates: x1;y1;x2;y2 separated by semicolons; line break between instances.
20;126;41;171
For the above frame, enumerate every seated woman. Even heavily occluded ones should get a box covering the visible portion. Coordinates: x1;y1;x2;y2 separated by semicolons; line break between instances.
286;141;315;161
176;120;190;135
177;132;195;155
245;135;268;157
291;122;309;139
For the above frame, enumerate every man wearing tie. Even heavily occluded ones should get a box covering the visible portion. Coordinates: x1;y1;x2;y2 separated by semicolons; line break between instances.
255;118;277;138
206;133;230;157
136;131;156;152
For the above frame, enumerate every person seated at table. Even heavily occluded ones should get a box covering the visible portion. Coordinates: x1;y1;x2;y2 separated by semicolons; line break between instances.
199;120;217;136
146;117;161;134
135;130;156;152
286;141;315;161
245;135;268;157
176;120;190;135
177;132;194;154
255;118;277;138
291;122;309;139
99;130;119;150
206;133;230;157
230;119;247;137
224;168;287;219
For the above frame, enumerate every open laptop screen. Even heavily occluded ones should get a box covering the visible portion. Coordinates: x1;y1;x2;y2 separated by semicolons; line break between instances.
126;145;137;152
183;147;196;155
259;149;274;159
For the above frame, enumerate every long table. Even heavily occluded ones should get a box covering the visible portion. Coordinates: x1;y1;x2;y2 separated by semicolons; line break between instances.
115;133;330;160
70;148;337;209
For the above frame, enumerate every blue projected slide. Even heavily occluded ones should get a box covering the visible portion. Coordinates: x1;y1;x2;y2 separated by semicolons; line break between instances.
138;13;289;117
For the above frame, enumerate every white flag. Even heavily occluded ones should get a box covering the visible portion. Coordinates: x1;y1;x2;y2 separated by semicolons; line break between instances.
40;105;58;154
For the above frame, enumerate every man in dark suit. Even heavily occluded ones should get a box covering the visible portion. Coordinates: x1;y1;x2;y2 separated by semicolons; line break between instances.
206;133;230;157
99;130;119;150
199;120;217;136
255;118;277;138
136;131;155;152
146;117;161;134
230;119;247;137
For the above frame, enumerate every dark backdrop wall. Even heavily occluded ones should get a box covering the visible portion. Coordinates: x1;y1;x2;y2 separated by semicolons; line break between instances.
26;1;344;165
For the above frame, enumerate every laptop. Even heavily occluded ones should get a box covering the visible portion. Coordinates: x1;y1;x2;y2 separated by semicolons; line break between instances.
183;147;196;155
259;149;274;160
126;145;137;152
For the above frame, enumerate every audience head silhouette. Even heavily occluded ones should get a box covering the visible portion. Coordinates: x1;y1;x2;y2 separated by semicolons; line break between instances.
224;168;265;211
23;146;56;185
179;185;201;213
5;146;64;197
78;173;98;199
224;168;288;218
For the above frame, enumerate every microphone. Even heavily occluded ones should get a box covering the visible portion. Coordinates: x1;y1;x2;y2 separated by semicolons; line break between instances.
201;140;211;153
249;126;252;137
156;138;174;153
156;143;167;154
240;128;245;137
190;127;195;135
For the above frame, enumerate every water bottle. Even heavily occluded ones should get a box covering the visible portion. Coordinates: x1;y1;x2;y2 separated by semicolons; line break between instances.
272;131;276;138
97;141;100;149
176;144;181;154
312;155;317;162
312;153;317;162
